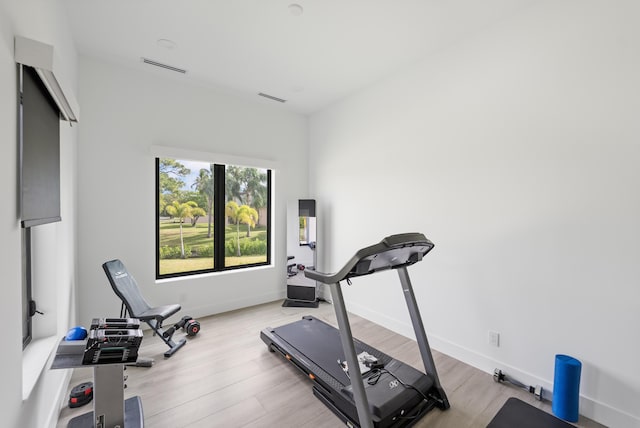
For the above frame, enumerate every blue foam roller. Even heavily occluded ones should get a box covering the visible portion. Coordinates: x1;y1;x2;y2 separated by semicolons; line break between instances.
552;354;582;422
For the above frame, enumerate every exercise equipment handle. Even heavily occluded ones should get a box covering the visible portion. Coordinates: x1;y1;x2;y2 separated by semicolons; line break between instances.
304;232;433;284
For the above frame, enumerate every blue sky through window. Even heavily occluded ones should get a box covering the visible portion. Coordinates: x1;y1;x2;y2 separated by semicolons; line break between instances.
178;159;211;191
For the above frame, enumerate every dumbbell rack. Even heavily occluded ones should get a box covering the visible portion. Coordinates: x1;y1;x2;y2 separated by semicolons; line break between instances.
52;339;144;427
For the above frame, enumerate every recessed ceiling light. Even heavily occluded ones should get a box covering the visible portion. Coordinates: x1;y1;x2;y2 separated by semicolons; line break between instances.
157;39;177;49
288;4;304;16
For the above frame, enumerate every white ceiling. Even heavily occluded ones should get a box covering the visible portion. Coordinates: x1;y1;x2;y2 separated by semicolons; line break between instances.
60;0;535;115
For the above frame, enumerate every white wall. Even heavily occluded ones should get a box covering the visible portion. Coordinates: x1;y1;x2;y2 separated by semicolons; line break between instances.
75;56;308;328
309;1;640;426
0;0;78;427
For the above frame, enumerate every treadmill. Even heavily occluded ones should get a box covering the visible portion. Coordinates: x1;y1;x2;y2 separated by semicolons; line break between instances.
261;233;450;428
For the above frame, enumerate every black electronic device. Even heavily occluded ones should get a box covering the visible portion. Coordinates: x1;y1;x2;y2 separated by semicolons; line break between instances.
262;233;449;428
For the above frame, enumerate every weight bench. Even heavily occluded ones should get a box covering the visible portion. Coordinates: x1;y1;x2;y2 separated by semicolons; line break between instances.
103;259;187;358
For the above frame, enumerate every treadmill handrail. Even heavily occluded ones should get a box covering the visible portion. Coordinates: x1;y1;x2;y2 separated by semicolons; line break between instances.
304;232;433;284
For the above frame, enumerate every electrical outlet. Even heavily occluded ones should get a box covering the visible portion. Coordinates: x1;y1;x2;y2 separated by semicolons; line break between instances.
488;331;500;347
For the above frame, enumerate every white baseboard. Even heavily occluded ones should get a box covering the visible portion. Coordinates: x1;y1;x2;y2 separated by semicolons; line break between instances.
346;301;639;428
48;369;72;428
189;290;287;319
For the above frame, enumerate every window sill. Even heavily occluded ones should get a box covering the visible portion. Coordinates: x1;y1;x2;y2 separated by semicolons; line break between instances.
155;263;274;284
22;335;58;400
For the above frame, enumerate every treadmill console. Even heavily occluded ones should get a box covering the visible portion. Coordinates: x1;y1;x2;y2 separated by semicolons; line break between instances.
305;232;434;283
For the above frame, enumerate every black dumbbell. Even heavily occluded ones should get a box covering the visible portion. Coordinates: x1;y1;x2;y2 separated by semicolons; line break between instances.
183;317;200;336
163;315;201;337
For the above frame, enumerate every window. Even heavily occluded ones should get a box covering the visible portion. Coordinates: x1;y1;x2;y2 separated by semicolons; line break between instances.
19;64;62;348
156;158;271;279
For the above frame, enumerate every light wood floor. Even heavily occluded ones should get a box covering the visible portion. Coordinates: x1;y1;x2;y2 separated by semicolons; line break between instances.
56;300;605;428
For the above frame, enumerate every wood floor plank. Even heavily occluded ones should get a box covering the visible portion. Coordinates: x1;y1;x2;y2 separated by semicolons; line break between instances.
56;300;605;428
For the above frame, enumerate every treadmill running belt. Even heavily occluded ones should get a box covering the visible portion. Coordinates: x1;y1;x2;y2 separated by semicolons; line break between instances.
273;317;361;385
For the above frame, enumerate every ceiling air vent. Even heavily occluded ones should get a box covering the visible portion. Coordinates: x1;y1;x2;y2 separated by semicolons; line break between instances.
141;58;187;74
258;92;286;103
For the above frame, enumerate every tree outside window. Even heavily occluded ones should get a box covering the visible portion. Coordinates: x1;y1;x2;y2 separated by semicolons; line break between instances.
156;158;270;278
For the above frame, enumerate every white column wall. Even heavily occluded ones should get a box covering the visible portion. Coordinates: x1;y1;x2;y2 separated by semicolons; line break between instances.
0;0;79;427
309;1;639;426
